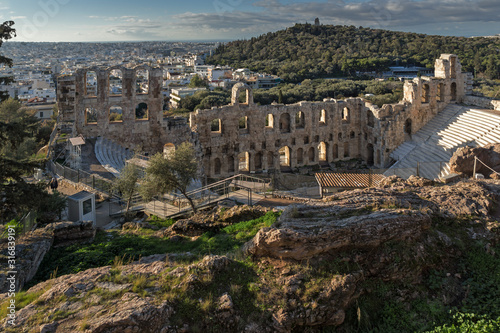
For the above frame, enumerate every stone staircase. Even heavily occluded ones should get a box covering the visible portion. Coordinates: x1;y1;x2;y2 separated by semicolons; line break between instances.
386;105;500;180
95;137;133;177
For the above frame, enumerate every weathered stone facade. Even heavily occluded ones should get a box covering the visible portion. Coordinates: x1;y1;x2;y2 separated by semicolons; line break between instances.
57;54;472;178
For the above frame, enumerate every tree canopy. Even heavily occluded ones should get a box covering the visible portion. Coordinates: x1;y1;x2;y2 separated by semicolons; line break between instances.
207;24;500;82
141;142;198;212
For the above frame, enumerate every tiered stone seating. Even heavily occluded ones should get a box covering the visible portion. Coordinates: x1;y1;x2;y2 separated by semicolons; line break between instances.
94;137;132;177
386;105;500;180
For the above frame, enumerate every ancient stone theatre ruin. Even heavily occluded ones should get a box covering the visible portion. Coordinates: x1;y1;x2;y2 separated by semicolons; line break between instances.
57;54;488;179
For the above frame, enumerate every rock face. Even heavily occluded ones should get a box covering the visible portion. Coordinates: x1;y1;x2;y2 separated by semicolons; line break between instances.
449;144;500;177
0;221;96;293
245;179;495;261
0;228;53;293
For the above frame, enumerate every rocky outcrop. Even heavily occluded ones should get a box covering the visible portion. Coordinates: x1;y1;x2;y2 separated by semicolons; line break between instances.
449;143;500;177
0;221;96;293
245;179;496;261
0;228;53;293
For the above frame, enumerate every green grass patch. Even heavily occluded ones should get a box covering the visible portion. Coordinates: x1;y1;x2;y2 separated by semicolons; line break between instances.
28;211;281;286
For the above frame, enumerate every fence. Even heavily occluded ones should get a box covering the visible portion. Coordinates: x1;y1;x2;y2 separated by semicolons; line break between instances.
48;160;114;195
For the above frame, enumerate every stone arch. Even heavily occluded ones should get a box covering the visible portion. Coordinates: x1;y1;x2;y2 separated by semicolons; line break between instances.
231;82;253;105
135;102;148;120
109;105;123;123
320;109;327;125
296;148;303;165
238;152;249;172
255;152;263;170
295;111;305;129
333;144;338;160
422;83;430;103
308;147;315;164
85;107;98;124
451;82;457;101
265;114;274;128
279;147;290;167
163;143;176;158
404;118;412;136
367;143;374;166
228;155;235;173
85;71;97;96
279;113;291;133
211;119;222;133
135;68;149;94
437;83;444;102
109;69;123;96
318;142;328;162
214;158;221;175
338;132;343;140
342;107;350;122
367;110;374;127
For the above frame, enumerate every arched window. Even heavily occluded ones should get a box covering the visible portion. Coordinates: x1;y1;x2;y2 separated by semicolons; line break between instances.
85;107;98;124
451;82;457;101
367;144;374;166
85;71;97;96
265;114;274;128
238;152;249;172
318;142;327;162
295;111;305;129
136;69;149;94
255;152;263;170
422;83;430;103
320;109;327;125
109;105;123;122
279;147;290;167
239;116;248;131
308;147;315;164
211;119;221;133
437;83;444;102
135;103;148;120
367;110;374;127
109;69;123;96
267;151;274;169
342;107;349;121
350;131;355;139
332;144;338;159
279;113;291;133
228;156;235;173
297;148;303;165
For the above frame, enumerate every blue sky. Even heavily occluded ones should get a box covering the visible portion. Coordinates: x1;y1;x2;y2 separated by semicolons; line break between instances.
1;0;499;42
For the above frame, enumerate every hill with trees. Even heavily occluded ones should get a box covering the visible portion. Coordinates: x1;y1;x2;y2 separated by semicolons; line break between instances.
206;24;500;82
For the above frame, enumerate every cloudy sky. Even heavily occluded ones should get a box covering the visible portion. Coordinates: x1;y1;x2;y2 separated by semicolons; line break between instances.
1;0;499;42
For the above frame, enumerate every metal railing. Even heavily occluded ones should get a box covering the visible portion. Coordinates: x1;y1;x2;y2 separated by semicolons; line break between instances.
48;160;114;195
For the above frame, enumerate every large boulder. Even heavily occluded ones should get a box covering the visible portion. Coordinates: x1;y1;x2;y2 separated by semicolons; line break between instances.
449;144;500;177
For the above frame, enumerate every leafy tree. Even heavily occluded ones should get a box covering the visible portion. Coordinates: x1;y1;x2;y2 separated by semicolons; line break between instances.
0;21;16;102
113;163;140;214
141;142;198;213
0;22;65;224
188;74;208;88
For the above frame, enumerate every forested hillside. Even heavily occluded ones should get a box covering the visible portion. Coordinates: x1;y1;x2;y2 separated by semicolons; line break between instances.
207;24;500;82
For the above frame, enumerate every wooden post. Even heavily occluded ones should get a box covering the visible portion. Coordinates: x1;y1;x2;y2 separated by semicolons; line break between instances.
473;157;477;179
